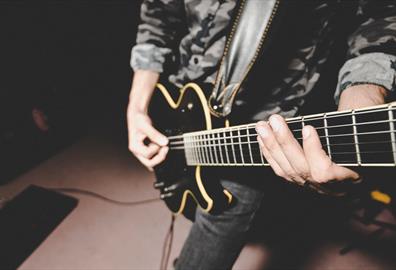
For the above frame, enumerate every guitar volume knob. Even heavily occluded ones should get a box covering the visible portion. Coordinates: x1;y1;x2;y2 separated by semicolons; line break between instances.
153;182;165;189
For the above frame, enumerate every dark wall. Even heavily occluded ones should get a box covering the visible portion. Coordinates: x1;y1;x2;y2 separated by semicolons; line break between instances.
0;1;142;182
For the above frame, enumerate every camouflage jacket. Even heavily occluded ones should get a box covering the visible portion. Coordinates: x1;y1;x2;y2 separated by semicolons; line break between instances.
131;0;396;120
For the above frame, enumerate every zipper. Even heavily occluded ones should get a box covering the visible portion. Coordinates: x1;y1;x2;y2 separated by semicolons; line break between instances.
209;0;281;118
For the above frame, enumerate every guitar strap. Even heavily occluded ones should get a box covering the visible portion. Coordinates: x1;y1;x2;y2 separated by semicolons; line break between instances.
209;0;281;117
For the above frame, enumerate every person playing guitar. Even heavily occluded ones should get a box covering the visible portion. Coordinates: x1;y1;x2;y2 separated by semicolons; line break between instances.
127;0;396;269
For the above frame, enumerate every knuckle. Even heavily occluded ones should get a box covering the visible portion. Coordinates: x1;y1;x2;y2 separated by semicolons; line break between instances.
140;151;151;159
284;169;296;178
296;170;311;180
310;170;329;183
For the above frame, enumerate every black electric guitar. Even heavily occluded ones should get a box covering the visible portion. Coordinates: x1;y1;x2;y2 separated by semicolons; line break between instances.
150;82;396;219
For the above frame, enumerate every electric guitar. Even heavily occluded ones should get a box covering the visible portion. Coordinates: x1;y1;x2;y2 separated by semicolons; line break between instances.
150;82;396;219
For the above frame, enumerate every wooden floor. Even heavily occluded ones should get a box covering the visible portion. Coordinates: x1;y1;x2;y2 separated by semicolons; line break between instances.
1;132;395;269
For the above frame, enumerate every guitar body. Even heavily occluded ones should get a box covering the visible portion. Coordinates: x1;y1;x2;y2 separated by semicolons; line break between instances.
149;83;233;220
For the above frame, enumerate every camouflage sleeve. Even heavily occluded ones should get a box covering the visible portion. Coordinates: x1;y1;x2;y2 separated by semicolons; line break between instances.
130;0;183;73
335;0;396;103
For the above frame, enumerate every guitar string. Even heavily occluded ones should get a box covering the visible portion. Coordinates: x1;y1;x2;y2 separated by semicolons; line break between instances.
176;148;396;156
184;151;395;166
182;148;396;165
168;117;396;141
166;107;396;141
168;130;395;146
170;139;395;148
181;145;395;165
180;135;395;160
169;121;395;144
177;141;396;165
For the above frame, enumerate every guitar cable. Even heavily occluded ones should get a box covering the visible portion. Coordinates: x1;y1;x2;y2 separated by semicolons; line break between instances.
48;187;160;206
160;214;176;270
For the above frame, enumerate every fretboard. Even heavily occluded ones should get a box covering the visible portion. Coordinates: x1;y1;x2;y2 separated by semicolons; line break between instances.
169;103;396;167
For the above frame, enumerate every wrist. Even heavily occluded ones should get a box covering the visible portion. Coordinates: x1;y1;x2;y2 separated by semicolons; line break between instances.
128;100;149;115
338;84;387;111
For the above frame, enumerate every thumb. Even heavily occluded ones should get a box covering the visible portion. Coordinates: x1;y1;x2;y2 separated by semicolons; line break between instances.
142;122;168;146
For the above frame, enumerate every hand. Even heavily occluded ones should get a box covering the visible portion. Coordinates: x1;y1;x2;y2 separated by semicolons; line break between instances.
255;84;387;185
127;110;169;171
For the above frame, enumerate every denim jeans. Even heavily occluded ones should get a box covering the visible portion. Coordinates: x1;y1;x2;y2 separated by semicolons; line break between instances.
175;180;264;270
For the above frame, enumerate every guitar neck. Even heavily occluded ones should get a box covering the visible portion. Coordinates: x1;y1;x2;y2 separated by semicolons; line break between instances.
169;103;396;167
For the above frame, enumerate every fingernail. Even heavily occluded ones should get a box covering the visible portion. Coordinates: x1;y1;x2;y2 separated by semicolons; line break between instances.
303;126;310;139
255;125;268;137
269;116;281;132
160;137;168;146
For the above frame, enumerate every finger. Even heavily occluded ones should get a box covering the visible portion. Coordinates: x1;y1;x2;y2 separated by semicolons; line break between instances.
268;115;310;179
147;146;169;168
257;136;290;181
140;123;168;146
332;165;360;182
136;147;169;171
256;121;304;184
130;134;161;159
137;142;161;159
302;125;359;182
136;156;154;172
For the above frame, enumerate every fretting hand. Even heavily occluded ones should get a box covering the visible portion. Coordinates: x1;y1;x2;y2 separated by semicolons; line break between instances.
256;84;387;185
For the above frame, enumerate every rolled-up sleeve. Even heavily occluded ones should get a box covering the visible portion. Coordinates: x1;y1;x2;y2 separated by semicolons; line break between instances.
130;0;183;73
131;44;172;73
335;52;396;102
334;0;396;103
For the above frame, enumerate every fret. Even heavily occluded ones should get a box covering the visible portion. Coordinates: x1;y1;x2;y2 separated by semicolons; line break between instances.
258;142;265;165
389;105;396;164
211;133;219;165
237;128;245;165
301;114;328;155
188;136;197;164
202;135;208;165
248;127;264;164
323;114;332;160
193;135;199;164
326;112;357;165
198;135;206;165
196;136;201;164
202;134;210;165
230;131;237;164
288;120;304;146
223;130;230;164
206;134;214;164
352;110;361;165
246;128;254;164
183;135;190;164
216;132;225;165
194;136;201;164
194;135;199;164
355;108;393;164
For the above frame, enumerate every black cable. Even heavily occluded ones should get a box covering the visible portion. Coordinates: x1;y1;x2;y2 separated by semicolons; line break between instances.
160;214;176;270
49;187;160;206
50;187;176;269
